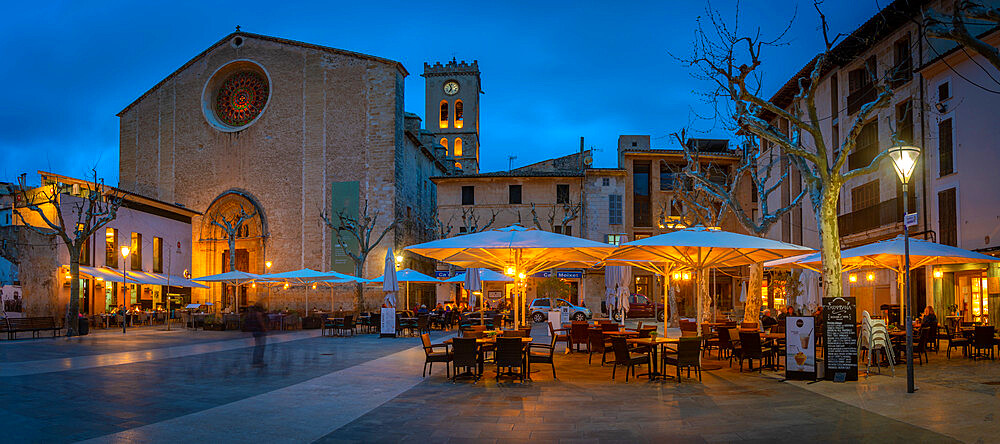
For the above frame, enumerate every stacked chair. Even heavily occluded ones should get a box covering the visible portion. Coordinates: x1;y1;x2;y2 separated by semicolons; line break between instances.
858;310;895;375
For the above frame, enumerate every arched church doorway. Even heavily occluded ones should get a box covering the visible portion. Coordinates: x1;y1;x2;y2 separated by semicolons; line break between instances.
197;190;268;311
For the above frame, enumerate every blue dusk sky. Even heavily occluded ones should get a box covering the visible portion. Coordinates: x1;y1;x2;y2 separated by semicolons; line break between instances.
0;1;884;185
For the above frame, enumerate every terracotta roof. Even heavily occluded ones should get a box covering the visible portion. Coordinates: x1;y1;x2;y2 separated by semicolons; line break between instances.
117;31;407;117
431;171;584;180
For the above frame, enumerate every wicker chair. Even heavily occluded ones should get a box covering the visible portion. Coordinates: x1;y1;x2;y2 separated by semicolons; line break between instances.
495;337;527;382
943;324;969;359
610;337;649;382
421;333;451;378
737;331;773;372
450;337;479;382
663;337;702;382
548;321;571;351
587;328;611;365
528;334;558;379
570;322;589;352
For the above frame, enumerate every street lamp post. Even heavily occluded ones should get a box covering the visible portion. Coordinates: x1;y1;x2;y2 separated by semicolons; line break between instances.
265;260;272;310
120;246;131;333
888;145;920;394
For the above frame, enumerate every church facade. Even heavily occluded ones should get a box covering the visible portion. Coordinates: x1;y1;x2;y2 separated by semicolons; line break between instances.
117;31;471;310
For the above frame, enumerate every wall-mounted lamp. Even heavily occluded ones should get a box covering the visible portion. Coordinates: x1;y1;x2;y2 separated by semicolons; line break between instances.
849;273;858;283
933;270;943;279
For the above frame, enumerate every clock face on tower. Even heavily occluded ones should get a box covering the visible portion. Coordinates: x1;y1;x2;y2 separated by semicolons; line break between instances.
443;81;460;95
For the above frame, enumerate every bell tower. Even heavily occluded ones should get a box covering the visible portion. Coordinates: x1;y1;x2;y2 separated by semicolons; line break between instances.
423;59;481;173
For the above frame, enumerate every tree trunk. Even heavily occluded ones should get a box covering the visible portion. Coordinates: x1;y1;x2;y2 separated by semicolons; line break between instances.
744;262;764;324
228;235;237;311
697;268;711;324
66;248;81;337
667;277;679;328
354;259;365;312
816;191;844;303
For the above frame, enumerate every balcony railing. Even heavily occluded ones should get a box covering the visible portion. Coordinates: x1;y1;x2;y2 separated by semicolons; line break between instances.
847;147;880;171
847;87;876;115
838;198;902;237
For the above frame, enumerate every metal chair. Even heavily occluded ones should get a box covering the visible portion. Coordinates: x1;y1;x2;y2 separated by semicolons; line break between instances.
610;337;649;382
663;337;702;382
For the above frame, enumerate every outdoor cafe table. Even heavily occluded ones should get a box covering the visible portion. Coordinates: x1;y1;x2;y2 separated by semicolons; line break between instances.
627;337;680;380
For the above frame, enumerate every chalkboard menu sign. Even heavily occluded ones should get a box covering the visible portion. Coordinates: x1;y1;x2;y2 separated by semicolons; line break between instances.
823;297;858;381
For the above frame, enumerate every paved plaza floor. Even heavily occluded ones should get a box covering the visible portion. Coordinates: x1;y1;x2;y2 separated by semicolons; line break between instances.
0;321;996;443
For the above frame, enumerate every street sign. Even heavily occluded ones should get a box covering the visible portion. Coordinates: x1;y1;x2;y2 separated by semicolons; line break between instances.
904;213;918;227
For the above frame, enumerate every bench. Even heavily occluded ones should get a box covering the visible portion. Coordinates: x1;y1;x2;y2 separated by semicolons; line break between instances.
5;317;61;339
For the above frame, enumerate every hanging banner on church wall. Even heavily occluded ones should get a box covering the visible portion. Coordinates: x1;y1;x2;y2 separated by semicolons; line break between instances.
330;181;360;276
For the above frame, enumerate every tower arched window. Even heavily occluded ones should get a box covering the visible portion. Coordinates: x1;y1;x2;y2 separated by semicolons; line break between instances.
454;138;463;157
439;138;448;155
455;100;464;129
439;100;449;129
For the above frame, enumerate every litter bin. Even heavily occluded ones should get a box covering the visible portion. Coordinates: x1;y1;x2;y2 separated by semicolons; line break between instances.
78;316;90;335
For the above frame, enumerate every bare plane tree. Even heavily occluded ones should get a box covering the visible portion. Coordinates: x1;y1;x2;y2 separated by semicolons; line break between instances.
458;208;500;234
676;132;805;323
678;1;897;303
321;200;397;312
12;171;122;336
529;201;582;233
206;201;257;310
927;1;1000;73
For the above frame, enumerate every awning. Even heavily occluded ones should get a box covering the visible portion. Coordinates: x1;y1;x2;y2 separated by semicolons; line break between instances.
160;274;210;289
79;266;125;283
121;271;164;286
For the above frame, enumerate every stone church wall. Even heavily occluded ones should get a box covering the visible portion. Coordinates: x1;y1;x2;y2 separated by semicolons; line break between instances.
118;33;412;303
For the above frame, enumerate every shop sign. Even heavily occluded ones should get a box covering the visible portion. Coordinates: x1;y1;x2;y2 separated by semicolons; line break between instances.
434;271;450;278
380;307;396;338
785;316;816;380
531;270;583;279
823;297;858;381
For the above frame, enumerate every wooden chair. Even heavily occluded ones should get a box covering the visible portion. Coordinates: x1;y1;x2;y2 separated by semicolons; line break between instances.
587;328;612;365
547;321;571;351
727;328;741;367
495;337;527;382
740;322;759;331
912;327;930;365
528;335;558;379
663;337;702;382
502;330;525;338
680;320;698;337
610;337;649;382
421;333;452;378
450;337;479;382
570;322;589;352
600;323;619;332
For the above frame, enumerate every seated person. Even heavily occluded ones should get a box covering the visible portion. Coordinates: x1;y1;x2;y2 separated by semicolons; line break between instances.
760;309;778;329
776;306;796;324
417;304;429;315
917;306;937;330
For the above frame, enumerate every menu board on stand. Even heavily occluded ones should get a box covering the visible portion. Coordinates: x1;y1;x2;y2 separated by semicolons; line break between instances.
784;316;816;380
823;297;858;381
380;307;396;338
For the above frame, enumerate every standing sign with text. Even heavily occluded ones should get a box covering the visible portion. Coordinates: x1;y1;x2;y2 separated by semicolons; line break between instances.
380;307;396;338
823;297;858;381
785;316;816;380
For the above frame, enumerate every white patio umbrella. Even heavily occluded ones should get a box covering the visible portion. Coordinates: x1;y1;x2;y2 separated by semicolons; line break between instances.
444;269;514;283
603;265;632;324
369;268;440;309
193;270;262;311
406;225;617;327
606;226;814;324
383;248;399;308
765;235;1000;322
316;271;369;313
260;268;356;314
465;268;483;324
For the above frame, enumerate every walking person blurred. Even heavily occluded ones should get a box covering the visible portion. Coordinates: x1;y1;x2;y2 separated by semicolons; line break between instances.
118;304;127;334
246;304;268;366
